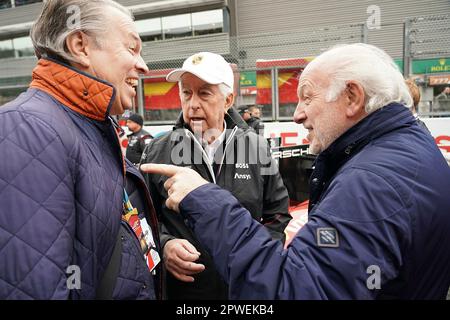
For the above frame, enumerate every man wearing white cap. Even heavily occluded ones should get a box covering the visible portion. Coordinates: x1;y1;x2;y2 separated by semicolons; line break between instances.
141;52;291;299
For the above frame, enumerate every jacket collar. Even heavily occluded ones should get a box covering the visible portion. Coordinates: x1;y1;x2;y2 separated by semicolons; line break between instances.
308;103;415;212
320;103;414;164
30;58;116;121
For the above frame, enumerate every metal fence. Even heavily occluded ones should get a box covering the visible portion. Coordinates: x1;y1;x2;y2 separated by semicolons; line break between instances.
403;13;450;114
230;23;366;69
406;13;450;60
138;13;450;123
144;12;450;73
1;12;449;118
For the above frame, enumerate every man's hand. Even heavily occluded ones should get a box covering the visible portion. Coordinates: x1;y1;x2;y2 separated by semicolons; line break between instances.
140;163;208;213
163;239;205;282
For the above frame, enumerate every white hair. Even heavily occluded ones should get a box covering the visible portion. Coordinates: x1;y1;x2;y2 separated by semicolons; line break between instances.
304;43;412;113
30;0;133;64
218;83;233;100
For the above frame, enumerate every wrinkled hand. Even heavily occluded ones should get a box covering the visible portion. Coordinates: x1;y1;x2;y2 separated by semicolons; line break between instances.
140;163;208;213
163;239;205;282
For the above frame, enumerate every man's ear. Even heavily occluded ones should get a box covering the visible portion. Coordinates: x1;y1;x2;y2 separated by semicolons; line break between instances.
225;93;235;112
65;31;91;68
344;81;366;117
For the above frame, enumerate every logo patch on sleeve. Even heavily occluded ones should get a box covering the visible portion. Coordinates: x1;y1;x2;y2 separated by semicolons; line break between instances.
316;228;339;248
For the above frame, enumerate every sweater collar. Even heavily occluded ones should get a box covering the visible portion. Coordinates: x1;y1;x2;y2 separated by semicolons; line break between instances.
30;58;116;121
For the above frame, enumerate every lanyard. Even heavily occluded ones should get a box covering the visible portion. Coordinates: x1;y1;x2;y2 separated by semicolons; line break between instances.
122;189;160;273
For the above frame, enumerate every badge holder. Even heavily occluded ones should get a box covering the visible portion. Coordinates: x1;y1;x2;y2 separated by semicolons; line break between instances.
122;189;160;273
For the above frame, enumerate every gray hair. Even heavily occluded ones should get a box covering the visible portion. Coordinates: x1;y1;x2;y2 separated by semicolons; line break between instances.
304;43;412;113
30;0;133;63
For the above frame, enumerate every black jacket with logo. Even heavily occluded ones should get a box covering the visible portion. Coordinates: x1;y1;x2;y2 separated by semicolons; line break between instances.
141;108;290;300
126;128;153;164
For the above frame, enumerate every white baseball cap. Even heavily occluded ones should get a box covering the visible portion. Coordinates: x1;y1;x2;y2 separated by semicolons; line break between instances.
166;52;234;90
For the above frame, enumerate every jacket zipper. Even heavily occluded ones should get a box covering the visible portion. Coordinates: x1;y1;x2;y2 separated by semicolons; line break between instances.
216;126;238;177
126;168;163;300
185;127;239;183
108;117;127;177
126;170;161;248
185;130;217;184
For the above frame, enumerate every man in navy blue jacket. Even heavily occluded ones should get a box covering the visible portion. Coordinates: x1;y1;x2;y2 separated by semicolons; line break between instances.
142;43;450;299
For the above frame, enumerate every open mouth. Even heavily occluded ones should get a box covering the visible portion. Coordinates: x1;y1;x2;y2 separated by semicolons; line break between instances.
125;78;138;90
190;118;205;131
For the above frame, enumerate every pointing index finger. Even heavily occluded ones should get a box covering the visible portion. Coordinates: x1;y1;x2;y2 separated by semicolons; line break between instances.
140;163;184;177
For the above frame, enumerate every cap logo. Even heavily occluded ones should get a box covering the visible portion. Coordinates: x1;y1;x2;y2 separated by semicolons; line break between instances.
192;54;203;65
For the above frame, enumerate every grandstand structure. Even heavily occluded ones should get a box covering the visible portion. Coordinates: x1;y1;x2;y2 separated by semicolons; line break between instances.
0;0;449;118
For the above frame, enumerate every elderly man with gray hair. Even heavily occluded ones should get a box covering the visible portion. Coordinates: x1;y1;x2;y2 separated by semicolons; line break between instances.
141;51;291;300
142;43;450;299
0;0;162;299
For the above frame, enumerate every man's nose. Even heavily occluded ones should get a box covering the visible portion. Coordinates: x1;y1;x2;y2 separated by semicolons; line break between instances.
293;101;306;124
136;55;149;74
189;94;201;110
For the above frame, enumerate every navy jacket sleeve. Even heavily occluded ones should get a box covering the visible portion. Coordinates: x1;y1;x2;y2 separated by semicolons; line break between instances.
179;167;409;299
0;111;76;299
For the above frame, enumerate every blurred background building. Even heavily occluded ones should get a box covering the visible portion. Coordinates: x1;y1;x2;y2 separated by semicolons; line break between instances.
0;0;449;121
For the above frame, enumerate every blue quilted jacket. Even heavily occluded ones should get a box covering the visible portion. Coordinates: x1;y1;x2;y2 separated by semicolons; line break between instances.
179;103;450;299
0;59;161;299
